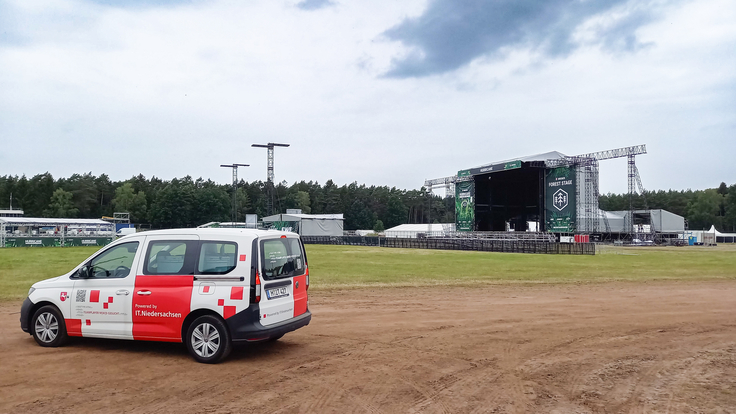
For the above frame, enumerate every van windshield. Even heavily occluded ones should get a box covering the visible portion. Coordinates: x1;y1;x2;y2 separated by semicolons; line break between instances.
260;238;305;280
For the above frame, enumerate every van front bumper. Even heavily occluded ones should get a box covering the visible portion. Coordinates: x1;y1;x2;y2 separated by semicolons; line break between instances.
227;307;311;342
20;297;33;334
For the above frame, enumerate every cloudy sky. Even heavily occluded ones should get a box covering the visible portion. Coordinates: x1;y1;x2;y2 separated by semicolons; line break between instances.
1;0;734;195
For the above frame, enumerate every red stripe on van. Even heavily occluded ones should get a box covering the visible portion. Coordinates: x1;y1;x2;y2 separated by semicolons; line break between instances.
293;275;308;317
66;319;82;336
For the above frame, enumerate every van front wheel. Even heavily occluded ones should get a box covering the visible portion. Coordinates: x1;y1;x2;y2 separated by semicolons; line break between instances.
186;315;232;364
32;305;68;347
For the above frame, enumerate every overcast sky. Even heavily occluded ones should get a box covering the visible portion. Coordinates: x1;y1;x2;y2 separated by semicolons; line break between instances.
1;0;734;195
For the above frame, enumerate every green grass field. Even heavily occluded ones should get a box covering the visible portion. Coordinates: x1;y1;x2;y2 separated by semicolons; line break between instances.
306;244;736;288
1;244;734;301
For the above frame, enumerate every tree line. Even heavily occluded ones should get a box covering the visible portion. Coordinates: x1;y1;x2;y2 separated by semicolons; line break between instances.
0;173;454;231
0;173;733;232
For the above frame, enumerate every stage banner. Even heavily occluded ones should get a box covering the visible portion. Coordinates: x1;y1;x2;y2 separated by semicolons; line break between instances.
2;237;113;248
545;167;577;232
64;237;113;247
3;237;62;247
455;181;475;231
270;221;301;234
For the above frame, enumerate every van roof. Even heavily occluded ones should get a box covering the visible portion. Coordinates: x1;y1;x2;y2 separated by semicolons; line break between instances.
139;228;297;238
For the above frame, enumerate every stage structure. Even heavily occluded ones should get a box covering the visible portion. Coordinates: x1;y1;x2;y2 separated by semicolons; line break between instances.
252;142;289;216
425;145;647;236
101;212;134;233
220;163;250;223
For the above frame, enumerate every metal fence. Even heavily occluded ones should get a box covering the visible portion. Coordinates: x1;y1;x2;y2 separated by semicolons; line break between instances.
380;231;556;242
302;236;595;255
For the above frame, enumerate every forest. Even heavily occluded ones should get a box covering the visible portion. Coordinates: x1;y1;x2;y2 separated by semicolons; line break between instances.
0;173;734;232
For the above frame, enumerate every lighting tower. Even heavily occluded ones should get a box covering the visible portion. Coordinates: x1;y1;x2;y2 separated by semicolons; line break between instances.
220;163;249;223
251;143;290;216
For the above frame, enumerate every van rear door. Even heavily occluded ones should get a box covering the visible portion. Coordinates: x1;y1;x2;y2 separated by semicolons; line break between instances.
258;236;307;326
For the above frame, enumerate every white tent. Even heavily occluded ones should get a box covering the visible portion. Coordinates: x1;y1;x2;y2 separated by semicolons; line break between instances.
384;223;455;238
601;209;685;233
686;225;736;244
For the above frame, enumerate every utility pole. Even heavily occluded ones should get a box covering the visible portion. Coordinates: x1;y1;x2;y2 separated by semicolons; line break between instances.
220;163;249;223
251;143;290;216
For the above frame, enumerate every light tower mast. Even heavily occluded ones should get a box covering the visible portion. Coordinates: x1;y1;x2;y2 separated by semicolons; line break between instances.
220;163;249;223
251;143;290;216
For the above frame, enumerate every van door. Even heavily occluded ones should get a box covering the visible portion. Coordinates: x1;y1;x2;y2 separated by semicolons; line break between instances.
71;240;141;339
292;239;308;317
132;236;198;342
258;236;307;326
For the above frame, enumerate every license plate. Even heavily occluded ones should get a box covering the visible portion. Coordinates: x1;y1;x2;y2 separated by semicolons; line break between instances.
266;286;289;299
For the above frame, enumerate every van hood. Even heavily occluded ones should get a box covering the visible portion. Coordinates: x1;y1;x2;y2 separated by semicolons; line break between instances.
33;276;62;287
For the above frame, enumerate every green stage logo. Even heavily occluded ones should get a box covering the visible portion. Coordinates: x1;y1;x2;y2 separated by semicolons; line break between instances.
545;167;576;233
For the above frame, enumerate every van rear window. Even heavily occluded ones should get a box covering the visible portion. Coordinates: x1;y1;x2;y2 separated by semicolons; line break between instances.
260;238;305;280
198;242;237;274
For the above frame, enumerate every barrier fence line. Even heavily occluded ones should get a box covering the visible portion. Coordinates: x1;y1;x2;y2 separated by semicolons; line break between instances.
301;236;595;255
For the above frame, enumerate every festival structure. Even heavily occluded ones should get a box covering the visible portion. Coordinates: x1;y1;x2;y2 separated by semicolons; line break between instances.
0;217;114;247
425;145;685;242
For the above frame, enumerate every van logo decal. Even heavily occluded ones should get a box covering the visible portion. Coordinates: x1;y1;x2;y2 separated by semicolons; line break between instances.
230;287;244;301
60;292;68;302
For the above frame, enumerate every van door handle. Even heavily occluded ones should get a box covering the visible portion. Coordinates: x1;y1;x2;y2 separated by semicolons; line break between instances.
136;291;151;296
116;290;130;296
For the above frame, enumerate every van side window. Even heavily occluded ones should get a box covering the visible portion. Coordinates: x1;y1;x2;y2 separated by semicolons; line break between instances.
144;241;197;275
198;242;237;274
260;238;305;280
86;242;139;278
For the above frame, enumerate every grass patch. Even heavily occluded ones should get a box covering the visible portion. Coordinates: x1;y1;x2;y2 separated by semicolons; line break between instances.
305;244;736;289
0;247;101;301
1;244;734;301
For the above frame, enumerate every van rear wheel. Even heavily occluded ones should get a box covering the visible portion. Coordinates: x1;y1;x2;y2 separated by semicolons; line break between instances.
186;315;231;364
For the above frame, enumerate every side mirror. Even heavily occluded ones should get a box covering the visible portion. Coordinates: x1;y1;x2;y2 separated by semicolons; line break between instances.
77;265;91;279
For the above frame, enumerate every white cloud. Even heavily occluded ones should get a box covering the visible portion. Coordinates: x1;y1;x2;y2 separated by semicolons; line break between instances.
0;0;734;196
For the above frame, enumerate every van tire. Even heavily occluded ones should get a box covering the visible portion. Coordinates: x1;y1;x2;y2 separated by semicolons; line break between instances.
186;315;232;364
32;305;68;347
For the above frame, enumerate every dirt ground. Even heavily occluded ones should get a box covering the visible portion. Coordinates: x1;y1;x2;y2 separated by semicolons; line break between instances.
1;281;735;414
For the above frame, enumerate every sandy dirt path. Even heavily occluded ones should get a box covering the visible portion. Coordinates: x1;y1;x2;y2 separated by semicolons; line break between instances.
1;281;735;413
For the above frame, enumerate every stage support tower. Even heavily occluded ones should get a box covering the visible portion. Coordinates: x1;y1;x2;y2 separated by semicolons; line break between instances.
220;163;249;223
252;143;290;216
547;145;646;235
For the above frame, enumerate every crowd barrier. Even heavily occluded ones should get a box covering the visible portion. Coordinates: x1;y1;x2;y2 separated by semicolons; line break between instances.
301;236;595;255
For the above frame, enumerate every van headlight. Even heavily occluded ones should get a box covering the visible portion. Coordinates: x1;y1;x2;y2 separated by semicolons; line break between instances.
28;287;36;296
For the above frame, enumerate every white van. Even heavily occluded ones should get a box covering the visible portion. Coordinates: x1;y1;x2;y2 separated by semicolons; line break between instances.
20;228;311;363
